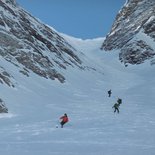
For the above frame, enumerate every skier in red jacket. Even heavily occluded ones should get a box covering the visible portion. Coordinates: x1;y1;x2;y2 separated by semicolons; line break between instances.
60;113;69;128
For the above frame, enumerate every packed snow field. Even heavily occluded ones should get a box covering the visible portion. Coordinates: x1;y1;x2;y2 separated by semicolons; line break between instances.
0;37;155;155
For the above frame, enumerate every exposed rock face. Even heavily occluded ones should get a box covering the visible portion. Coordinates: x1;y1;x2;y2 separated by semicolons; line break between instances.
0;0;83;86
0;98;8;113
101;0;155;65
5;0;16;5
0;67;15;87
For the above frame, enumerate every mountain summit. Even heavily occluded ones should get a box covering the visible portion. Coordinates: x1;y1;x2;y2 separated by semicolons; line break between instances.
101;0;155;66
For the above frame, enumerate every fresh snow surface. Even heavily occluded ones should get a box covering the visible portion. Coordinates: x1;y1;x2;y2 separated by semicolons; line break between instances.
0;35;155;155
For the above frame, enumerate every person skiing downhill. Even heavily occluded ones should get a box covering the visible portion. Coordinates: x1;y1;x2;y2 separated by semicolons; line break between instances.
60;113;69;128
108;89;112;97
112;103;120;113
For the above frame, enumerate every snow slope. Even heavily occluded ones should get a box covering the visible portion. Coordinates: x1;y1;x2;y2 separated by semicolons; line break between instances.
0;35;155;155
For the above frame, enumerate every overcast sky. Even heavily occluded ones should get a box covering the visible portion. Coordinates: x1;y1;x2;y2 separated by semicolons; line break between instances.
16;0;126;39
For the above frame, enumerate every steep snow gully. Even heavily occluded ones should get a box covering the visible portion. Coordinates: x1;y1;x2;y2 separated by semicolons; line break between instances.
0;36;155;155
0;0;155;154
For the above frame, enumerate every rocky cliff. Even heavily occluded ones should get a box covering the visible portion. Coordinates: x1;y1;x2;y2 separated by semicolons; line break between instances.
0;0;84;87
101;0;155;66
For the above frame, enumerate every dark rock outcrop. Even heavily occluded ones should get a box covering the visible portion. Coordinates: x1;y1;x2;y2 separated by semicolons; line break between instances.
0;98;8;113
0;0;83;86
101;0;155;65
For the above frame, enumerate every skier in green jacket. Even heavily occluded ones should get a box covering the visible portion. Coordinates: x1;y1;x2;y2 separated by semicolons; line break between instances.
112;103;120;113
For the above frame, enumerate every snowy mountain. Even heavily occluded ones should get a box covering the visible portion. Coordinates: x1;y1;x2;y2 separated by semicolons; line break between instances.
0;0;90;87
102;0;155;66
0;0;155;155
